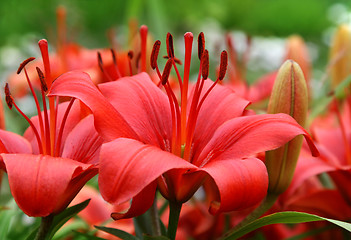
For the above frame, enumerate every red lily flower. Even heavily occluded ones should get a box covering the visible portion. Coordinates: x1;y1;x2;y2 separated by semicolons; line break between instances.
0;40;103;217
48;32;318;219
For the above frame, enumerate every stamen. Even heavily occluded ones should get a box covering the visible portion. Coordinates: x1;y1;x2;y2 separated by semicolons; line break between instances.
218;50;228;80
161;59;173;85
201;49;209;80
38;39;56;155
5;84;13;110
21;64;46;151
36;67;48;92
17;57;35;74
110;48;122;78
140;25;148;72
55;98;75;157
97;52;113;81
198;32;205;60
166;33;175;58
5;83;43;154
151;40;161;70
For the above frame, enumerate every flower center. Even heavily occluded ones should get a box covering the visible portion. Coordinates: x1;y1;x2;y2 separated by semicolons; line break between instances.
151;32;228;162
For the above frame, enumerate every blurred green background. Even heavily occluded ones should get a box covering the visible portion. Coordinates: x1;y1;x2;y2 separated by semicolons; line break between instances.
0;0;350;46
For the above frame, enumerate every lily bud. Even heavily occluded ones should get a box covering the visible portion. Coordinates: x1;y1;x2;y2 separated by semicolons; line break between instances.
265;60;308;194
329;24;351;89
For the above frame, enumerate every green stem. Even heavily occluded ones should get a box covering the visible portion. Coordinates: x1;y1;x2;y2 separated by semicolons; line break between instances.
224;193;278;237
150;195;161;236
167;201;182;240
35;215;54;240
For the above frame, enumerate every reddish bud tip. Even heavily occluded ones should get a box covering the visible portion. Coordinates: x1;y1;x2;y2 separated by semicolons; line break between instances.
128;50;134;60
151;40;161;70
161;59;173;85
198;32;205;60
201;49;209;80
17;57;36;74
219;51;228;80
4;83;13;110
110;48;117;65
36;67;48;92
166;33;175;58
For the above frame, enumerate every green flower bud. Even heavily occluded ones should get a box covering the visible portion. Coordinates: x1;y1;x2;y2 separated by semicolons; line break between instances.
266;60;308;194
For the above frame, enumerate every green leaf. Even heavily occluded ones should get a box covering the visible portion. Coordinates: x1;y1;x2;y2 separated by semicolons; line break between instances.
25;199;91;240
95;225;139;240
222;211;351;240
72;230;106;240
46;199;91;240
143;235;170;240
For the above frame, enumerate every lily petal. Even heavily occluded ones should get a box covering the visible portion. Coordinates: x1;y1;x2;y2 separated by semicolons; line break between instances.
99;138;196;206
62;115;103;164
193;113;318;166
98;73;172;149
203;158;268;214
48;71;138;141
0;129;32;155
1;153;96;217
111;181;157;220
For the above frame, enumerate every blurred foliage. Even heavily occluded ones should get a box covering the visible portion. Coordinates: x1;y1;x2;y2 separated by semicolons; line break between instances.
0;0;350;47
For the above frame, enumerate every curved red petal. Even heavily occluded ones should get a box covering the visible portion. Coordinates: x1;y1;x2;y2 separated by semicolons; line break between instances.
99;138;196;205
0;129;32;154
62;115;103;164
202;158;268;214
1;153;95;217
99;72;172;149
193;113;318;166
48;71;138;141
111;181;157;220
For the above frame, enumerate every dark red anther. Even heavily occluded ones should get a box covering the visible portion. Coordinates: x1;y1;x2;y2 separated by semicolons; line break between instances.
151;40;161;70
201;49;209;80
166;33;175;58
128;50;134;60
110;48;117;65
219;50;228;80
5;83;13;109
198;32;205;60
36;67;48;92
97;51;104;73
161;59;173;85
17;57;36;74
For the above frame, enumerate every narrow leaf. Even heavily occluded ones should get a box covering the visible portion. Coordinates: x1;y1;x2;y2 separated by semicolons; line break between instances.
143;235;170;240
72;230;106;240
222;211;351;240
46;199;91;240
95;225;139;240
